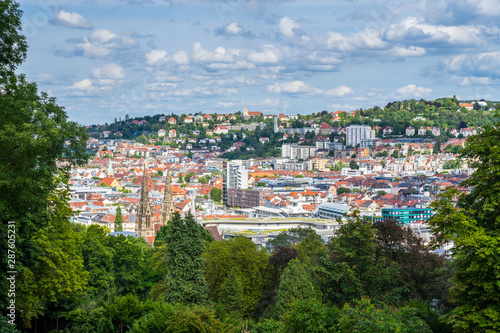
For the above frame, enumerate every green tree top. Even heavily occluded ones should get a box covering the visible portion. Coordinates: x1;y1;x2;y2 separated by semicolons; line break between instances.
0;0;28;72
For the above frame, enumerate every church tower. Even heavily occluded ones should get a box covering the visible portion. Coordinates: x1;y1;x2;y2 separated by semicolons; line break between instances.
107;158;114;177
136;163;154;240
159;166;175;225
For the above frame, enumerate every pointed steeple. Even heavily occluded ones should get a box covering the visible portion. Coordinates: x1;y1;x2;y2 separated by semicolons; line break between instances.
107;158;114;177
136;161;153;240
160;164;175;225
140;162;149;204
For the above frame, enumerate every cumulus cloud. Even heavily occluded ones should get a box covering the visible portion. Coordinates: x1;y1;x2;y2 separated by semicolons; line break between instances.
268;81;320;94
71;29;137;58
247;45;281;63
440;51;500;78
327;29;387;52
214;22;255;38
325;85;354;97
170;51;190;65
55;10;92;28
279;17;300;38
192;42;235;63
325;16;499;60
394;84;432;98
146;49;168;66
216;101;235;108
225;22;242;34
92;64;126;80
69;79;93;90
389;46;426;57
206;61;255;70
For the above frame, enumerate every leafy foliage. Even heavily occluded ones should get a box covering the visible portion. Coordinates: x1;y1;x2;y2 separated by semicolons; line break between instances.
162;212;209;305
337;297;431;333
429;118;500;331
273;259;319;318
204;236;269;315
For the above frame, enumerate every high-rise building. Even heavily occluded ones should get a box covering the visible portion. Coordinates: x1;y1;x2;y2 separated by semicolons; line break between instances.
223;160;249;205
281;143;316;159
346;125;373;147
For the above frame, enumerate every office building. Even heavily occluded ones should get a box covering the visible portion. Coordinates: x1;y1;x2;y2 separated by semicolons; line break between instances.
346;125;373;147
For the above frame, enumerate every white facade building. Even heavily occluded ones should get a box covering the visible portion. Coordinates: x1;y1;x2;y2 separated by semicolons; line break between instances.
346;125;373;147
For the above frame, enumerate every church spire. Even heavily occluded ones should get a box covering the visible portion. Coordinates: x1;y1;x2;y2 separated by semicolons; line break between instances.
140;162;149;204
159;164;175;225
107;158;114;177
136;161;154;241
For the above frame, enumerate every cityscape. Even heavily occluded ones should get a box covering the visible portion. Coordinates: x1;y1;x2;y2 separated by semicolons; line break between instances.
3;0;500;332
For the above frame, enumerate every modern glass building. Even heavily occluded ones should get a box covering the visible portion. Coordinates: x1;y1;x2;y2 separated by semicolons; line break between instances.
381;208;433;224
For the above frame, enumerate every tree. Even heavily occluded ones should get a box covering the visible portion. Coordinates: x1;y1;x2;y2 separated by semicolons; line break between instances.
217;269;245;315
269;227;318;249
337;297;431;333
115;206;124;232
0;3;89;325
203;236;269;315
162;212;208;305
337;187;351;195
273;259;319;318
319;213;400;306
184;172;195;183
177;173;183;183
429;119;500;331
210;187;222;202
0;0;27;72
332;161;347;171
349;160;359;169
198;176;208;184
81;225;115;296
17;176;89;326
373;219;449;304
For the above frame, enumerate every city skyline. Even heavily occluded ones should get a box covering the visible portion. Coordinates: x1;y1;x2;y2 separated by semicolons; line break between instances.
18;0;500;125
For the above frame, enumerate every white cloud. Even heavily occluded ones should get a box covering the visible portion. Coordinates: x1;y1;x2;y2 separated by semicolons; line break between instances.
394;84;432;98
225;22;242;35
69;79;93;90
268;81;319;94
216;101;235;108
192;42;234;63
92;63;125;80
390;46;426;57
206;61;255;70
327;29;387;52
474;0;500;16
325;85;354;97
247;45;281;63
440;51;500;77
171;51;190;65
146;49;168;66
56;10;92;28
74;29;137;58
384;17;493;46
279;17;301;38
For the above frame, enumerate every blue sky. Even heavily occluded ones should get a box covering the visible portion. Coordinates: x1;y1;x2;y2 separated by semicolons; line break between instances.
18;0;500;125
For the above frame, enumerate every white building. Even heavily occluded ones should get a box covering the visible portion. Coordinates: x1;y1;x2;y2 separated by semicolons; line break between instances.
281;143;316;160
346;125;373;147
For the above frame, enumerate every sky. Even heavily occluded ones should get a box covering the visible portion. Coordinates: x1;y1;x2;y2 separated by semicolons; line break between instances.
18;0;500;125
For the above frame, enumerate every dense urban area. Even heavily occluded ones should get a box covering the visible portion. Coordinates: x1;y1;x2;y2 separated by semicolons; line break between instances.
2;0;500;332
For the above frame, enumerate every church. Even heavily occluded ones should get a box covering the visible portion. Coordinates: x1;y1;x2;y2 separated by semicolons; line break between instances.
135;164;176;242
